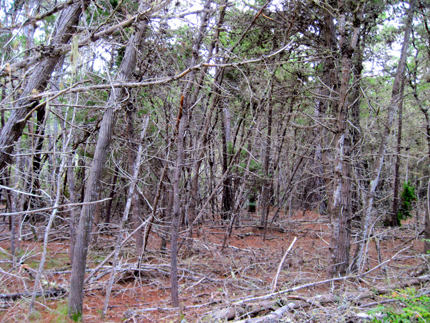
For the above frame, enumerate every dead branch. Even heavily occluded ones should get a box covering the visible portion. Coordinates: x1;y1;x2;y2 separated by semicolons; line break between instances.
271;237;297;293
0;288;66;301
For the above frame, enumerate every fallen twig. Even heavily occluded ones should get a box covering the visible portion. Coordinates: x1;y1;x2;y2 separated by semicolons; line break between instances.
271;237;297;293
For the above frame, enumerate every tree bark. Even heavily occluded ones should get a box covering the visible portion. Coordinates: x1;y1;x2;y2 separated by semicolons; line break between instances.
67;154;77;265
176;0;215;253
390;78;406;227
127;107;144;255
67;11;149;318
104;166;119;225
0;1;89;171
352;0;416;273
314;6;339;221
30;111;74;313
261;74;275;239
221;106;233;220
409;62;430;253
170;97;186;308
349;36;364;221
328;0;361;277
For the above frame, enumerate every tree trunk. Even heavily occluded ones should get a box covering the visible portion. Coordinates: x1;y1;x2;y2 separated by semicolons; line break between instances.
171;97;187;308
101;114;149;318
91;189;102;244
420;108;430;254
0;0;89;171
104;166;119;225
221;106;233;220
127;107;144;255
390;78;406;227
160;186;173;251
352;0;416;273
176;0;215;254
31;106;46;195
67;12;148;319
30;114;74;313
261;75;275;239
328;0;361;277
314;7;339;221
349;37;364;220
409;63;430;253
67;154;77;265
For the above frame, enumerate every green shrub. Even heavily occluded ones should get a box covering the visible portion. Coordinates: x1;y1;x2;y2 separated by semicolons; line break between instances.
397;180;416;222
369;288;430;322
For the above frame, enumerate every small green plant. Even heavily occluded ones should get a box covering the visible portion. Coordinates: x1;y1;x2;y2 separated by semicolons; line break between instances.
68;308;83;322
53;301;69;323
397;180;416;222
369;287;430;322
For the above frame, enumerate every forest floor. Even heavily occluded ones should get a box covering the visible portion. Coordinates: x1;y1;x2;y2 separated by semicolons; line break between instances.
0;210;429;322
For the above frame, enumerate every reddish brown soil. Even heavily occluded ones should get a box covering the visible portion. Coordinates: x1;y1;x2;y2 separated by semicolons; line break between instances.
0;210;427;322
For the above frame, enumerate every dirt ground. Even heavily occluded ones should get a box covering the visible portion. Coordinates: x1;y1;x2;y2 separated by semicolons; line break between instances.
0;210;429;322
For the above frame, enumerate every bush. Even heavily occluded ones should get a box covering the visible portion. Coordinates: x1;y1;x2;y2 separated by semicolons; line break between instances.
397;180;416;222
369;288;430;322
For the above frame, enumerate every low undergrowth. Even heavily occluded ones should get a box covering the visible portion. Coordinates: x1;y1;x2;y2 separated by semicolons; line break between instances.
369;287;430;323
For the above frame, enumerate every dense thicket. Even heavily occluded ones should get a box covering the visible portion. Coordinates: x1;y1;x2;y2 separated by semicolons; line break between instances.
1;0;429;318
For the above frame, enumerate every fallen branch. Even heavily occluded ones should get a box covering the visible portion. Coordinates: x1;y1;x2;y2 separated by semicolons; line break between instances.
271;237;297;293
204;245;422;321
0;288;66;301
211;275;430;322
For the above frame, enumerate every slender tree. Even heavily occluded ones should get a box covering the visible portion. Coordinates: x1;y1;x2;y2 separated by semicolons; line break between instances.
0;1;89;171
352;0;416;273
68;3;153;316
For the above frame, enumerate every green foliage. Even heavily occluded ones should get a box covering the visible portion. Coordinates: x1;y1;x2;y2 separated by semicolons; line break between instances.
53;302;69;323
110;0;118;8
115;46;126;68
369;288;430;322
397;180;416;222
69;310;83;322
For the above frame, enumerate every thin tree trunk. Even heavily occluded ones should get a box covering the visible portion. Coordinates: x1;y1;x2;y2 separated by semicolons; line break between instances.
262;73;275;240
67;154;77;265
315;7;339;221
171;96;186;308
0;0;89;171
31;106;46;196
126;106;145;254
104;166;119;225
67;11;149;318
390;78;406;226
10;152;20;258
349;38;364;221
221;106;233;220
101;115;149;318
141;147;172;253
169;0;216;293
29;107;74;313
328;0;361;277
409;64;430;253
222;117;263;250
160;186;173;251
425;176;430;254
352;0;416;273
